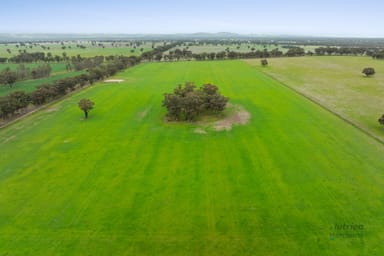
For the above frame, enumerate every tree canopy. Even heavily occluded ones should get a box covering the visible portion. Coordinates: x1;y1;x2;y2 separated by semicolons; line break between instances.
261;59;268;67
0;68;17;88
163;82;229;121
362;67;375;77
379;114;384;125
78;98;95;119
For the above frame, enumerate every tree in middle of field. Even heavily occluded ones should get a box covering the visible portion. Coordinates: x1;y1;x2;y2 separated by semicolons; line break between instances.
78;98;95;119
379;114;384;126
163;82;229;121
362;67;375;77
261;59;268;67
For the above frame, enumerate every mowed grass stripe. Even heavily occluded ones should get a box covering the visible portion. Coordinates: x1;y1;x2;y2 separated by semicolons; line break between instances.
0;60;384;255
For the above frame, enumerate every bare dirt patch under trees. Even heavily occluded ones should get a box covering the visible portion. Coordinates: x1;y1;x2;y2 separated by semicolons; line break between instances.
192;104;251;133
212;104;250;131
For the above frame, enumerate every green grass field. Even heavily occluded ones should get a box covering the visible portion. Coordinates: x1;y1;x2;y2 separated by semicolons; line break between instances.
0;42;162;58
246;56;384;141
0;62;68;73
1;60;384;255
0;62;84;96
0;71;85;96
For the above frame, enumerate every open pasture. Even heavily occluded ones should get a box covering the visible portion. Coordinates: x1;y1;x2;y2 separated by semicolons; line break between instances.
0;60;383;255
0;62;84;96
247;56;384;140
0;41;164;58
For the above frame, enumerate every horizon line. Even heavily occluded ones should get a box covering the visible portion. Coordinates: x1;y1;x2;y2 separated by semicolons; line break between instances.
1;32;384;39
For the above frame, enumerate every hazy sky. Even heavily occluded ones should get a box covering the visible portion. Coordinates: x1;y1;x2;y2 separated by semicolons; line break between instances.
1;0;383;37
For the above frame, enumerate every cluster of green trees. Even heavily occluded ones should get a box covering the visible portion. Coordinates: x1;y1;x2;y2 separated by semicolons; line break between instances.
373;50;384;59
0;56;140;119
140;42;179;61
0;68;17;88
8;52;46;63
285;47;306;57
0;91;31;117
30;64;52;79
163;82;229;121
72;56;105;71
379;115;384;125
0;64;52;88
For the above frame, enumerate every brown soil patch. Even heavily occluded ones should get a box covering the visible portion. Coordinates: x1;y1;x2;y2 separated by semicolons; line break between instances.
164;104;251;133
213;105;250;131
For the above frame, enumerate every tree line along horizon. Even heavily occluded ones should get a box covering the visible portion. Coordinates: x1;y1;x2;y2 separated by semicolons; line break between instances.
0;40;384;127
2;42;384;65
1;42;383;90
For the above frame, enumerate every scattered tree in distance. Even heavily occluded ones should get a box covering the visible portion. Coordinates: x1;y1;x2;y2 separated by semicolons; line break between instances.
261;59;268;67
362;67;375;77
0;68;17;88
379;114;384;125
78;98;95;119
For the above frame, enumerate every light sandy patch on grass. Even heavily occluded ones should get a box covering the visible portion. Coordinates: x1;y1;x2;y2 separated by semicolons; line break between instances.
104;79;124;83
164;104;251;132
194;127;207;134
46;107;60;113
137;107;151;120
3;135;16;143
213;104;251;131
